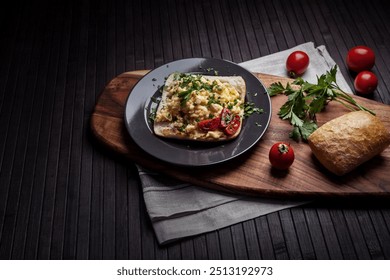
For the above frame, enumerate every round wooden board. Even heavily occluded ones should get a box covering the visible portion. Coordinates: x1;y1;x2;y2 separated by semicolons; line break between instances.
91;70;390;197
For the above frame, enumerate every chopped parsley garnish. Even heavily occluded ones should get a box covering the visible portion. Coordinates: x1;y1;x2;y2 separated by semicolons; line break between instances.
208;94;221;106
243;102;264;118
148;96;161;122
149;107;157;122
175;74;213;106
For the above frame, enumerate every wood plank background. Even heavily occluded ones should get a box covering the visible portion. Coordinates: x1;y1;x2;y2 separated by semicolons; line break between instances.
1;0;390;259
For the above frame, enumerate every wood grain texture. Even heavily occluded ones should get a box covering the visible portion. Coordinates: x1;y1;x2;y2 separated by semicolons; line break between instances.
91;70;390;198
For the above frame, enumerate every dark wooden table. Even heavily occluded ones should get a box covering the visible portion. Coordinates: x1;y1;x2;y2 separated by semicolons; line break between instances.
1;0;390;259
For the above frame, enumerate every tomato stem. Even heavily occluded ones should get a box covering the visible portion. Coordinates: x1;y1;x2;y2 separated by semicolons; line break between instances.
278;143;289;154
288;71;297;78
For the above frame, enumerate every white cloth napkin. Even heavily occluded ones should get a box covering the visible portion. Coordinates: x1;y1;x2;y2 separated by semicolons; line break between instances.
137;42;352;244
240;42;352;92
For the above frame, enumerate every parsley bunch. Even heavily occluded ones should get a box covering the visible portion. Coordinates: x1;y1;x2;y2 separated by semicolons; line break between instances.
268;66;375;141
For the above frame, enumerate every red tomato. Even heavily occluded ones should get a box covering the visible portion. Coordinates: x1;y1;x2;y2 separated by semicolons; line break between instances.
286;51;310;78
269;142;295;170
198;117;221;131
220;108;232;128
224;115;241;136
346;46;375;72
354;71;378;94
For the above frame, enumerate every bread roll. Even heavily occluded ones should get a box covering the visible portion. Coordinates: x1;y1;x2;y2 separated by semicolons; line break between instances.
308;111;390;176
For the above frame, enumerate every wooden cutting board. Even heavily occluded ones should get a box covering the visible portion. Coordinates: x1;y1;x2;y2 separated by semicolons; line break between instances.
91;70;390;197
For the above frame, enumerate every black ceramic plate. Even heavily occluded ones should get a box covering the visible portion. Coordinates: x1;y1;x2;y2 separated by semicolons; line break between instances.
124;58;271;166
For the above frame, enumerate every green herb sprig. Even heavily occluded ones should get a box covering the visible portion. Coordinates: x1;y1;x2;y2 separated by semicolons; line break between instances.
268;65;375;142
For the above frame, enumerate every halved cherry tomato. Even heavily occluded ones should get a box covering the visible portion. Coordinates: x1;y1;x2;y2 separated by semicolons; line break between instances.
286;51;310;78
198;117;221;131
223;115;241;136
220;108;232;128
269;142;295;170
354;71;378;94
346;45;375;72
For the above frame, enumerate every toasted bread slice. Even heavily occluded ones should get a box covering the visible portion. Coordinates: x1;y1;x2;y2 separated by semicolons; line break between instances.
153;73;246;141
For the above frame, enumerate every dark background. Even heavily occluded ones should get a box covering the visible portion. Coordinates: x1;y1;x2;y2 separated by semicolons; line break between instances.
0;0;390;259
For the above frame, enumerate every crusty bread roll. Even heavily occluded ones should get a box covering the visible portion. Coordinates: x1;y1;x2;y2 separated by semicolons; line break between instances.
308;111;390;176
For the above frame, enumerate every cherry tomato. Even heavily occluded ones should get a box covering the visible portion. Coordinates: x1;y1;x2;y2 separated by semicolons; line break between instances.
286;51;310;78
224;115;241;136
220;108;232;128
198;117;221;131
346;45;375;72
269;142;295;170
354;71;378;94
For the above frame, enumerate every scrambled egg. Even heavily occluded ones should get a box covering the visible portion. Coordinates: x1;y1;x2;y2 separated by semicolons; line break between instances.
154;73;244;138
